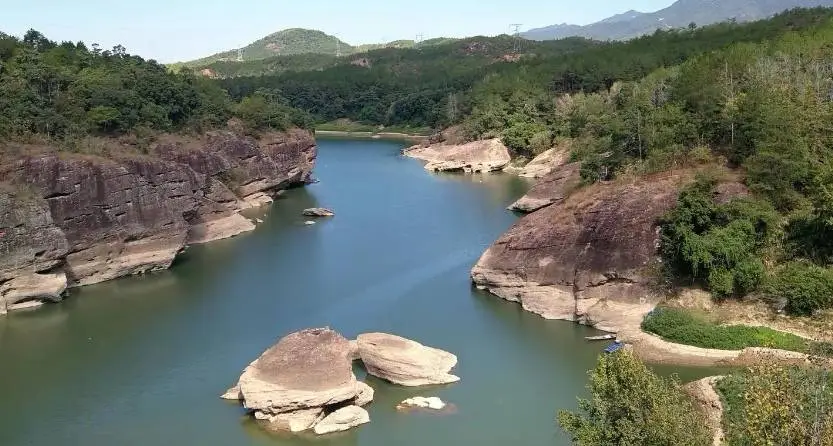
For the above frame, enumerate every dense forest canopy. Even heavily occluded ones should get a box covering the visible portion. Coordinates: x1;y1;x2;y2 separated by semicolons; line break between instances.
0;30;309;148
218;8;833;144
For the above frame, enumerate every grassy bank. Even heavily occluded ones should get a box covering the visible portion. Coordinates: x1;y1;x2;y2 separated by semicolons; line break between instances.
315;120;433;136
641;307;833;356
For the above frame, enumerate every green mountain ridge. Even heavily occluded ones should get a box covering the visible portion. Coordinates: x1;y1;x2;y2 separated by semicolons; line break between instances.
179;28;457;68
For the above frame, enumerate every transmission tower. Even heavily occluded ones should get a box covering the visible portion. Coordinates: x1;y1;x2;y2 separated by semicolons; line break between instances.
510;24;522;53
415;33;424;48
336;39;342;57
236;48;244;62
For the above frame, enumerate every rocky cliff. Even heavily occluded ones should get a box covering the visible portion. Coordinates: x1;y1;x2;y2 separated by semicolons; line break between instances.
472;173;690;326
0;129;316;313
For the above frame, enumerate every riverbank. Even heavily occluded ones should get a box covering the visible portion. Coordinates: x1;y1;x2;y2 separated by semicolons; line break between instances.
315;130;430;143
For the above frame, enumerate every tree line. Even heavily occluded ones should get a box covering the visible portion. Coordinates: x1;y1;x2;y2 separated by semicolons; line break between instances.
0;30;310;150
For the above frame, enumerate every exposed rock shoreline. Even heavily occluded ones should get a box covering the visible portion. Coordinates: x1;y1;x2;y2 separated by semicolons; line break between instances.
470;167;821;367
0;129;316;314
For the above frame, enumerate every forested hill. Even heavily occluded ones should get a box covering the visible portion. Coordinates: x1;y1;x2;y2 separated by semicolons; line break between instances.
0;30;311;149
218;8;833;142
182;36;459;78
181;29;352;68
178;28;457;72
523;0;833;40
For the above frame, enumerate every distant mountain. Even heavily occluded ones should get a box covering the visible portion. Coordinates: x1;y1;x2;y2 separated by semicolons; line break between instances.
523;0;833;40
180;29;457;68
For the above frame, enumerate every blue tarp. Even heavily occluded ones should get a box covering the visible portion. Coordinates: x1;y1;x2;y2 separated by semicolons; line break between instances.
604;341;624;354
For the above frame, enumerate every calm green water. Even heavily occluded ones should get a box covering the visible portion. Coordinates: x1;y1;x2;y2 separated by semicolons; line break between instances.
0;139;720;446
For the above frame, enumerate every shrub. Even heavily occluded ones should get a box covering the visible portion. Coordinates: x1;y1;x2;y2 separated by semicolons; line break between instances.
717;365;833;446
558;349;711;446
660;178;778;297
765;261;833;316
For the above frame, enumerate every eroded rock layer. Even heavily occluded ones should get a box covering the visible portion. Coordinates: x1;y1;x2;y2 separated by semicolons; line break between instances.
0;130;315;312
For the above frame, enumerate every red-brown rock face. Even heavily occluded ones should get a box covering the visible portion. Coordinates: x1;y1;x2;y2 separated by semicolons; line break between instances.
472;174;688;325
0;130;316;310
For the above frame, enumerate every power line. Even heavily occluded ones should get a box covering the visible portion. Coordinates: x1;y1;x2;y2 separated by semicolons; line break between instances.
510;23;522;53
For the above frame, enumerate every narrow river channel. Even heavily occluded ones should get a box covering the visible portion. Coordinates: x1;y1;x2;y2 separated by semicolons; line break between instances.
0;138;721;446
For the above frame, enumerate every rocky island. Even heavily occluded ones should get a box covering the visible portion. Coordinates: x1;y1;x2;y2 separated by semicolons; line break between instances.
223;328;458;435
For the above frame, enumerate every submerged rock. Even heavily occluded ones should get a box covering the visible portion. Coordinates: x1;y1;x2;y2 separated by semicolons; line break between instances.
357;333;459;386
397;396;446;410
404;139;510;173
262;407;325;433
302;208;335;217
313;405;370;435
235;328;359;414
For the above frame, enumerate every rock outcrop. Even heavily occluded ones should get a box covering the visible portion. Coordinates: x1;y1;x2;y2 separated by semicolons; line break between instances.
516;147;571;178
302;208;335;217
224;328;373;435
404;139;511;173
397;396;447;410
356;333;459;386
508;162;581;213
684;376;725;446
0;129;316;312
235;328;359;414
312;406;370;435
472;174;687;325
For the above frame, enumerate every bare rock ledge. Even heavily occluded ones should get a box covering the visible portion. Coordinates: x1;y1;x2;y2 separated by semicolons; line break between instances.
404;139;510;173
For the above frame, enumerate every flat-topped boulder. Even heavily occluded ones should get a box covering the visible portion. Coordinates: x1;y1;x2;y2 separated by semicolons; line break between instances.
357;333;459;386
234;328;359;415
404;139;511;173
302;208;335;217
508;162;581;213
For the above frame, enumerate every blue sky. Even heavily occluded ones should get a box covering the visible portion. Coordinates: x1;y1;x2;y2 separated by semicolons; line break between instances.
3;0;676;63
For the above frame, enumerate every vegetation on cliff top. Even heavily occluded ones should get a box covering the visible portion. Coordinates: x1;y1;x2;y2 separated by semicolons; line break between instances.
0;30;310;151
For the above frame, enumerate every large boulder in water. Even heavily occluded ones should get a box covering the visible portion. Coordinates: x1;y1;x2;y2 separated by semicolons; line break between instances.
357;333;459;386
508;162;581;213
234;328;360;415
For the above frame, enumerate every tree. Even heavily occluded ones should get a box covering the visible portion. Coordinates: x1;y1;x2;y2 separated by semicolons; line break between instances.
558;350;711;446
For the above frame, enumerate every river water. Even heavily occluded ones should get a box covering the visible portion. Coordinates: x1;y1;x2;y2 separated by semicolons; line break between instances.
0;138;719;446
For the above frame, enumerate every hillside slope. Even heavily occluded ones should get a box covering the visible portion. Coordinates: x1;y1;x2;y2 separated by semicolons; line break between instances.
524;0;833;40
183;28;352;67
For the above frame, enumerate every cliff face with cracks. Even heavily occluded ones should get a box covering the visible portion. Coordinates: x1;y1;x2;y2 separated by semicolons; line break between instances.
0;129;316;313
